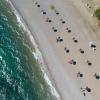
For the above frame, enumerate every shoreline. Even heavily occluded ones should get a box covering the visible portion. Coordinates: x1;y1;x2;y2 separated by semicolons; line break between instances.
7;0;86;100
7;0;100;100
6;0;61;99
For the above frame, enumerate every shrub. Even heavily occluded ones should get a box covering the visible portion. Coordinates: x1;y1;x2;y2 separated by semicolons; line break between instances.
95;8;100;20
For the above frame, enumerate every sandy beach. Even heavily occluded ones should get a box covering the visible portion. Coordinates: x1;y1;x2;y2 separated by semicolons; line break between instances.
9;0;100;100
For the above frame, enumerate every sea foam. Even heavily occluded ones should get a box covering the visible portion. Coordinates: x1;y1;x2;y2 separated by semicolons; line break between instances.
6;0;61;99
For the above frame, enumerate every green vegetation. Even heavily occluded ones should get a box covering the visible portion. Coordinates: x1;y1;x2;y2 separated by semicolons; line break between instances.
95;8;100;20
50;5;55;10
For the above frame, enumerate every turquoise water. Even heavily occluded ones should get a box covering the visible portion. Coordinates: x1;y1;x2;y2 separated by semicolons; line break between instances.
0;0;56;100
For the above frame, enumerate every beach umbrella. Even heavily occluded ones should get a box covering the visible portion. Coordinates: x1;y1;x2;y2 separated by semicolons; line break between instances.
37;5;40;7
94;73;100;79
86;87;91;92
89;41;96;48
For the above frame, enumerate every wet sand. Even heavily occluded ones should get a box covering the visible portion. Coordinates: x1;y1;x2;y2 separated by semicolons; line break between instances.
10;0;100;100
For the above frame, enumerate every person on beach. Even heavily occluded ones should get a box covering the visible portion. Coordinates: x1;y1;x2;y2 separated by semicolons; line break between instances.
80;86;91;96
41;10;46;15
86;86;92;92
77;72;83;78
34;2;40;7
56;37;63;42
68;59;73;64
80;87;86;96
79;48;84;54
46;17;52;23
55;10;59;15
89;41;96;51
68;59;76;65
60;19;66;24
66;27;71;33
93;48;96;52
72;37;78;43
86;60;92;66
64;47;70;53
52;27;57;32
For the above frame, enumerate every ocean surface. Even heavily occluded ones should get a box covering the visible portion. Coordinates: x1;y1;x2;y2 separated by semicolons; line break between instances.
0;0;58;100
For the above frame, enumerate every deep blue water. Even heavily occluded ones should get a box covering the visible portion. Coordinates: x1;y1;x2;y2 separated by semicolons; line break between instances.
0;0;55;100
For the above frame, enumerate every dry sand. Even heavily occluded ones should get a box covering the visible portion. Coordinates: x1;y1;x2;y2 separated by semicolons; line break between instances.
10;0;100;100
